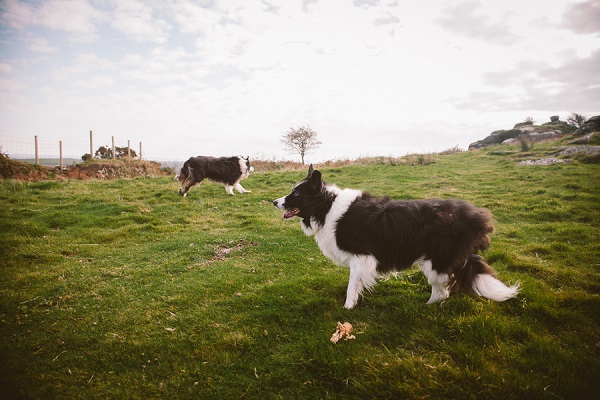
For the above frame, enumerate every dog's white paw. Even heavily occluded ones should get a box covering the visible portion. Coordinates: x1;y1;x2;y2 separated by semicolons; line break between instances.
426;286;449;304
344;299;357;309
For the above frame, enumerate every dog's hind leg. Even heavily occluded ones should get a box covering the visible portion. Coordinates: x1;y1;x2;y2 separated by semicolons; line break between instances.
344;255;379;309
419;260;450;304
224;184;235;195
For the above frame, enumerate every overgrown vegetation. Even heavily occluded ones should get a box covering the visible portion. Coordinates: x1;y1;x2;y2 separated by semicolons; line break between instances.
0;152;169;181
0;150;51;181
64;158;169;179
1;143;598;399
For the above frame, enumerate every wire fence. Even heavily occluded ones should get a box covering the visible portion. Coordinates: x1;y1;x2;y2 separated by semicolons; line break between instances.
0;132;144;167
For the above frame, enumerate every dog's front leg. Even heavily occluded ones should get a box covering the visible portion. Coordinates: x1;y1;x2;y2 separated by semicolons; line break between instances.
344;262;363;309
234;183;251;193
179;178;193;197
224;184;235;195
344;255;378;309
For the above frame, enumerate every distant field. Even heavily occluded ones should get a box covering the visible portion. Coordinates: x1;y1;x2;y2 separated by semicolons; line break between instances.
1;145;599;399
16;158;82;167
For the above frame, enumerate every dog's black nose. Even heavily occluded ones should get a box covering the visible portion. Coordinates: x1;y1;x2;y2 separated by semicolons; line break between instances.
272;200;277;206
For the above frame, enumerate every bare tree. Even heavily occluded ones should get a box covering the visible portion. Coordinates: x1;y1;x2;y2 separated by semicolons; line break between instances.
281;126;321;164
566;113;587;128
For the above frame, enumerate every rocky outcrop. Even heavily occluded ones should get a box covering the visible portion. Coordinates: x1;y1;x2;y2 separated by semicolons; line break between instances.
517;158;569;166
503;130;563;145
516;146;600;166
569;132;599;144
573;115;600;136
469;116;576;150
556;145;600;157
468;128;563;149
467;130;506;150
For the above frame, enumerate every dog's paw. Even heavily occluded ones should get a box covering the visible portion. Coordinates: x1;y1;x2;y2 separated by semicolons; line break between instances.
344;300;357;309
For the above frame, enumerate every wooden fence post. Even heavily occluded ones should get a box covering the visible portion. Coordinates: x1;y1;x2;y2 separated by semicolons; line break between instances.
59;140;63;173
90;130;93;159
139;142;142;160
35;135;39;165
128;140;131;158
112;136;115;159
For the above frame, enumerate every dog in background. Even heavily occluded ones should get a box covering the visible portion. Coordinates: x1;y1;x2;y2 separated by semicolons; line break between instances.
177;156;254;197
273;165;519;309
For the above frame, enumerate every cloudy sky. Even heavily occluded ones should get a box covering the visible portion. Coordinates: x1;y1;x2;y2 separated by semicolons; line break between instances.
0;0;598;162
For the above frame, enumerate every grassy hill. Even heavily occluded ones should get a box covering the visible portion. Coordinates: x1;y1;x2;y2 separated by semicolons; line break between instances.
1;143;598;399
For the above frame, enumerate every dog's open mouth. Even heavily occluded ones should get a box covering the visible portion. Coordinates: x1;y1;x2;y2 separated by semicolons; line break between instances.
282;208;301;219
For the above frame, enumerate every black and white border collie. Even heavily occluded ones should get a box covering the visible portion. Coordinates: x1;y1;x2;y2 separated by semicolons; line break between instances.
177;156;254;197
273;165;519;309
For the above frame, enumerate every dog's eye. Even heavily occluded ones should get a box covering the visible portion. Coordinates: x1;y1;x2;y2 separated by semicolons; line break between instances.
292;191;299;197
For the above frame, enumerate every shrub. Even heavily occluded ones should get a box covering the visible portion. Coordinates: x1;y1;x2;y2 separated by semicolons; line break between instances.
519;135;533;151
439;145;464;155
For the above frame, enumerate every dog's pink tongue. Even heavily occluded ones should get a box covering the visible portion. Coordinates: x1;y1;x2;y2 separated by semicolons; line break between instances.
283;209;300;219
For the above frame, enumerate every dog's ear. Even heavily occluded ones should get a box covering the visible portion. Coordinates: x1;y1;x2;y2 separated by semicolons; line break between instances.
306;164;314;179
308;169;322;191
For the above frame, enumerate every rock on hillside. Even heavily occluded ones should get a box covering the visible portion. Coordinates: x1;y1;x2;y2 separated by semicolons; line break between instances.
468;116;576;150
572;115;600;136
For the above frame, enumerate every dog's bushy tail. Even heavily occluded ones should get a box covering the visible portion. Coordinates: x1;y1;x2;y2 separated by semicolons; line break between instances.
450;254;519;302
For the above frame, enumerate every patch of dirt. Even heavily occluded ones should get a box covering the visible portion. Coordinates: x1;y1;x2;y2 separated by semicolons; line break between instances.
197;239;258;267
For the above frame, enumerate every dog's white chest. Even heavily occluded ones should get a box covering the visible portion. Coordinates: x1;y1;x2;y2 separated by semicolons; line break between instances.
303;187;362;268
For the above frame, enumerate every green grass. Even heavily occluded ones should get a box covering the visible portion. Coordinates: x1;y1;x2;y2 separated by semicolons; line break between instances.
1;148;599;399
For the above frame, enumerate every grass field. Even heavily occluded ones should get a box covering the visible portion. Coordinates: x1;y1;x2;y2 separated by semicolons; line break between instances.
1;146;599;399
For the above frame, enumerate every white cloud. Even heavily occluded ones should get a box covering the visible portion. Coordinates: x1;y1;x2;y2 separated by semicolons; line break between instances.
0;63;14;73
167;0;223;36
0;0;33;29
110;0;171;44
353;0;380;9
561;0;600;35
1;0;104;42
436;0;520;46
449;49;600;114
24;34;57;53
373;12;401;26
